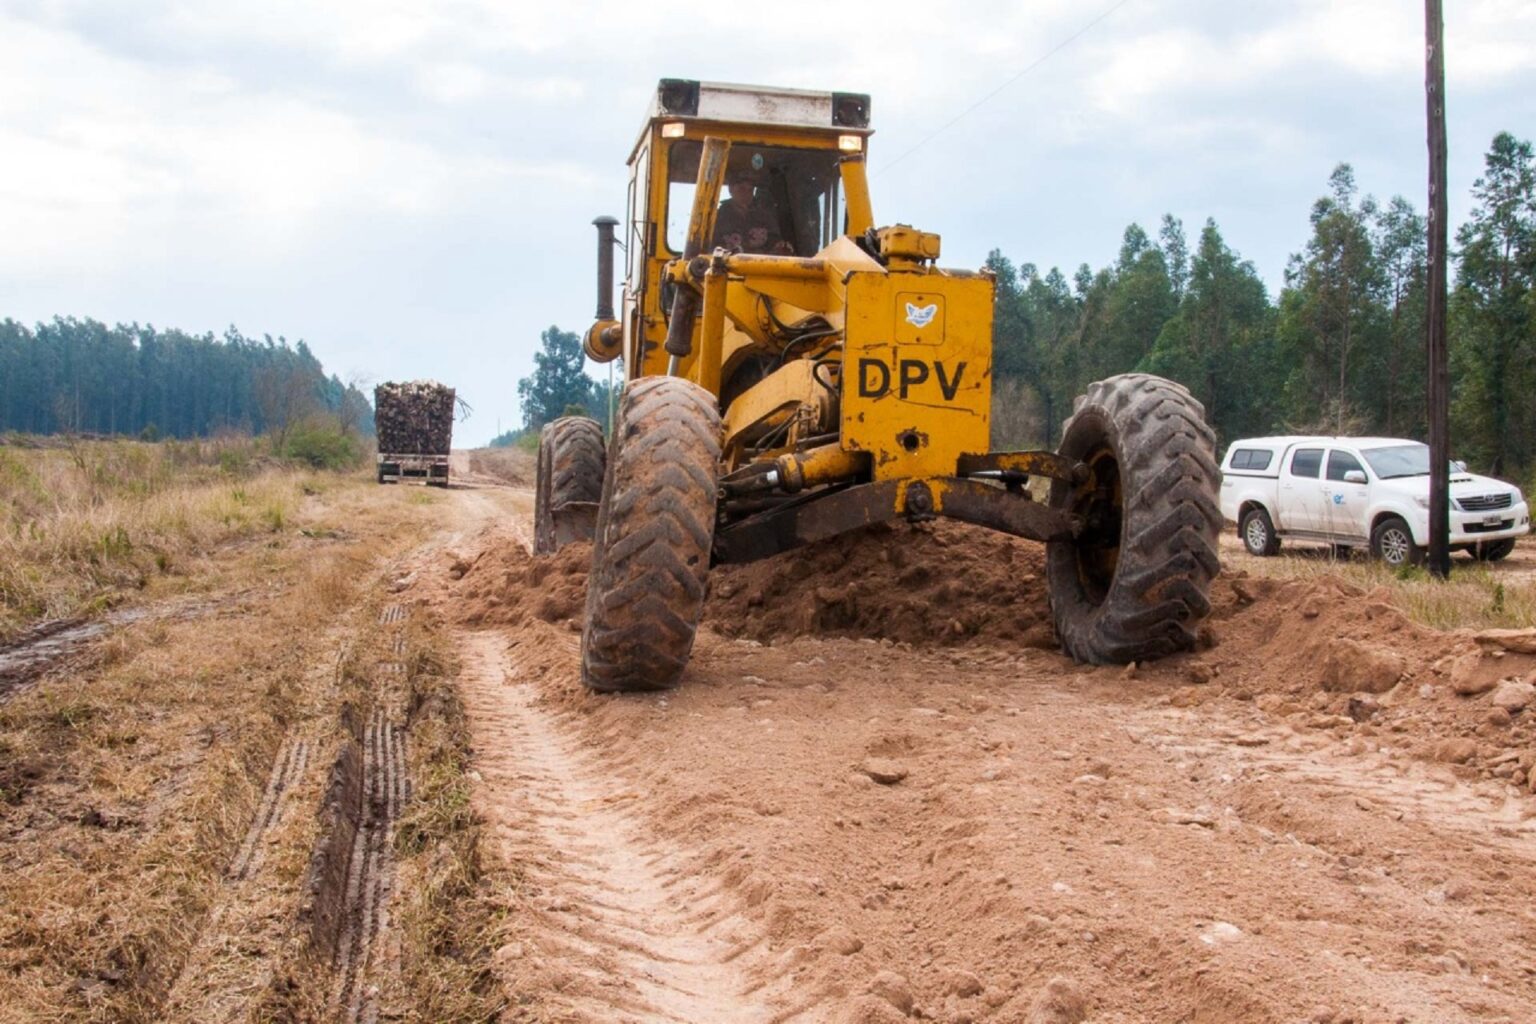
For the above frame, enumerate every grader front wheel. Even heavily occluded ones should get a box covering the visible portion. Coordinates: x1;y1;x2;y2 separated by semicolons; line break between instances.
1045;373;1222;664
580;377;722;692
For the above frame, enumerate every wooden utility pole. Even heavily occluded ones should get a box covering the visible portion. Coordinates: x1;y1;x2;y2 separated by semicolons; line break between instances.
1425;0;1451;579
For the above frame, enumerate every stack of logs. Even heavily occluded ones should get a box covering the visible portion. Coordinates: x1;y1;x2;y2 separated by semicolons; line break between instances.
373;380;455;455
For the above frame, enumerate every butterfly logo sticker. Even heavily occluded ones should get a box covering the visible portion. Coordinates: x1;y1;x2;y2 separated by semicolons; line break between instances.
905;302;938;328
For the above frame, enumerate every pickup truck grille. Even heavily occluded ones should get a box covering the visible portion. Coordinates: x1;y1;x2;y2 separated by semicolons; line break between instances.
1460;493;1513;512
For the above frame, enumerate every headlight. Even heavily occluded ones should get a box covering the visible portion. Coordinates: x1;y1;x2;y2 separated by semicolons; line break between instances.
1451;498;1464;511
1514;490;1525;506
1413;495;1430;509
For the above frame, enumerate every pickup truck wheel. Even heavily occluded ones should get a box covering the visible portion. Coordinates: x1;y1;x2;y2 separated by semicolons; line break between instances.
1370;516;1423;568
1239;507;1281;557
581;378;721;692
1474;538;1517;562
534;416;606;554
1046;374;1222;665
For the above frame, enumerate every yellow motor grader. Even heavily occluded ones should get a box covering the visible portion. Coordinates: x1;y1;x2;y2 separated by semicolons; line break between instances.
534;79;1221;691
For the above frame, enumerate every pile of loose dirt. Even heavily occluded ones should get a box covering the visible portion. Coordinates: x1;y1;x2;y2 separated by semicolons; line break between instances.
472;534;1536;1023
449;516;1536;792
1196;571;1536;791
448;537;589;628
705;521;1053;648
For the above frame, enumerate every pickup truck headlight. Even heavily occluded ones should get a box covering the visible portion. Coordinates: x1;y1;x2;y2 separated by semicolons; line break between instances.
1451;497;1464;511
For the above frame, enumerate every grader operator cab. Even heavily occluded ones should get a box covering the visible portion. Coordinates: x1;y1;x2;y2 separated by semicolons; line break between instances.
535;79;1221;692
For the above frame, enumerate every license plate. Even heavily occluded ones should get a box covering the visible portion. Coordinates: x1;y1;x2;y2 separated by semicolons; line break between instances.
1483;514;1503;526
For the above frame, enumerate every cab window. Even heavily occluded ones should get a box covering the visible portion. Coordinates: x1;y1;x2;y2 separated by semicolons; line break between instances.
1290;448;1323;478
1326;450;1366;482
1230;448;1272;471
665;139;843;257
626;143;649;289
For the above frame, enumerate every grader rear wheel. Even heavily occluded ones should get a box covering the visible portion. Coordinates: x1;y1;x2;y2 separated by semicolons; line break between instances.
580;377;721;692
534;416;606;554
1045;373;1221;664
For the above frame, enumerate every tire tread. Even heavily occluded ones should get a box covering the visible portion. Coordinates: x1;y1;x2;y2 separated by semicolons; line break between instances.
1047;374;1222;664
581;378;721;692
534;416;605;553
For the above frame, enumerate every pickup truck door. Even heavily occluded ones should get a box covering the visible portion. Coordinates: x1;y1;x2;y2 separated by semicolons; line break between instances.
1320;448;1371;541
1279;446;1328;531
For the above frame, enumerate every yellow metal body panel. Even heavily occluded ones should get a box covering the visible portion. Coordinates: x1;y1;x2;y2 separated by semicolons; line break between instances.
720;359;831;457
840;271;993;481
611;102;997;493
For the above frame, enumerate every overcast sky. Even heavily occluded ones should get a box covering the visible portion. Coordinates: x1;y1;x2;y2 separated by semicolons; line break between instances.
2;1;1532;445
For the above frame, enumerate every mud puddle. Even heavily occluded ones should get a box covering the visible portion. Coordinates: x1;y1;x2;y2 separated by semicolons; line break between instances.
0;596;231;697
0;609;147;694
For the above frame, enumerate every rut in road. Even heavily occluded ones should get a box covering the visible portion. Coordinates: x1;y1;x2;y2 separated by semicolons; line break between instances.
229;735;310;881
331;707;410;1024
462;632;807;1023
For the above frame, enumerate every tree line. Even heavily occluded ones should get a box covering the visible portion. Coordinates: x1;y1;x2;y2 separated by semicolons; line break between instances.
496;133;1535;481
0;318;373;443
496;325;620;446
989;131;1536;478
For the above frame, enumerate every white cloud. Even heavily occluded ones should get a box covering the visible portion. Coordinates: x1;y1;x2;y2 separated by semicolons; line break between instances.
0;16;599;277
413;64;585;105
1;1;1531;443
1086;0;1535;120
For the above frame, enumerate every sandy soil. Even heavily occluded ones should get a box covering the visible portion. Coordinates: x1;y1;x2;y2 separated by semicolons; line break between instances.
410;487;1536;1024
6;467;1534;1023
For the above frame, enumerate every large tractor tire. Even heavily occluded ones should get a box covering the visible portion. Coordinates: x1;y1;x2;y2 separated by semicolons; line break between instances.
1045;373;1222;665
581;377;721;692
534;416;606;554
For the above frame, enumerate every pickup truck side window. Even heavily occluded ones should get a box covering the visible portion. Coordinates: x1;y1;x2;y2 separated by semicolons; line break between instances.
1326;450;1365;482
1290;448;1323;478
1231;448;1272;471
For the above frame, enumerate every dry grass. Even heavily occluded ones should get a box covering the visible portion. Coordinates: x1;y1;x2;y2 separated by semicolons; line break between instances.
1228;540;1536;632
466;446;534;487
0;436;361;643
0;476;438;1023
389;621;513;1022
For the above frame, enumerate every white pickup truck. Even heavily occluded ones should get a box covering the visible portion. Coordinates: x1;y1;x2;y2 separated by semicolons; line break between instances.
1220;435;1530;566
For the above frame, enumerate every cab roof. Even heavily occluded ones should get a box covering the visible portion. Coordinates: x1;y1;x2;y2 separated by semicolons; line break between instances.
633;78;872;157
1227;435;1424;452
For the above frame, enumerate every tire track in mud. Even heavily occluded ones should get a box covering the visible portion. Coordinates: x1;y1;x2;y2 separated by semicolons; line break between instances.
164;732;317;1021
462;631;811;1023
228;736;310;881
332;708;410;1024
330;593;414;1024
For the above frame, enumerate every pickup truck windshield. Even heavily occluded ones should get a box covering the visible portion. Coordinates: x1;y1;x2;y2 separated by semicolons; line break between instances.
1362;443;1430;479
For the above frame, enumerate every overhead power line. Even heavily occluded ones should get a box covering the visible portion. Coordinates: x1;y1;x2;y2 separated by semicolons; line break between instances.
876;0;1136;177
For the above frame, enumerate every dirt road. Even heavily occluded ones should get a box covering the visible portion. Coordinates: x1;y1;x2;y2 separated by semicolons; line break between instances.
4;466;1534;1023
417;479;1536;1024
